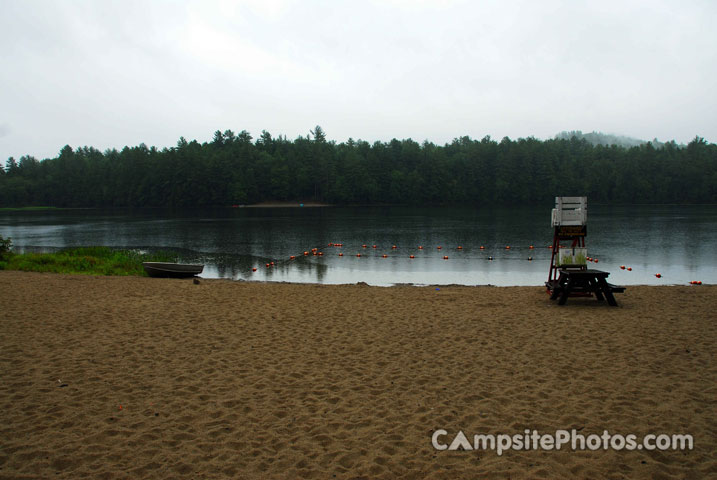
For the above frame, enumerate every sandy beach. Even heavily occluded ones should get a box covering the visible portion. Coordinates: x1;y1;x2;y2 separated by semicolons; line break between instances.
0;271;715;479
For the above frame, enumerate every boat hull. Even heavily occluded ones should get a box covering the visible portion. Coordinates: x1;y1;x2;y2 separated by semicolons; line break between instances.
142;262;204;278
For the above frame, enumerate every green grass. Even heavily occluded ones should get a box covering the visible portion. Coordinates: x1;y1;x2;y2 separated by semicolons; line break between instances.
0;247;177;276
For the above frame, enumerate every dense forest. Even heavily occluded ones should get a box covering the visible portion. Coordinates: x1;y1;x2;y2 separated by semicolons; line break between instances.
1;127;716;207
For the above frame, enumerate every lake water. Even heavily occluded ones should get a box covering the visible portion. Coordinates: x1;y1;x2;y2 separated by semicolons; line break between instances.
1;205;715;286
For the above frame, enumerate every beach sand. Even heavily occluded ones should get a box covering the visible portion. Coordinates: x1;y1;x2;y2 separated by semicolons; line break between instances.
1;271;715;479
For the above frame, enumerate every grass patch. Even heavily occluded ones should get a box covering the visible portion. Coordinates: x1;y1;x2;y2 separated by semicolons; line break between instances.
0;247;177;276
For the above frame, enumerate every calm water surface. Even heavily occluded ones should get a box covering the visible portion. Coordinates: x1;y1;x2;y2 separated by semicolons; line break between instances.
1;206;715;286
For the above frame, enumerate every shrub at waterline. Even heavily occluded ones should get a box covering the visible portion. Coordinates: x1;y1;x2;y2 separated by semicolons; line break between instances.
0;235;12;268
0;246;177;276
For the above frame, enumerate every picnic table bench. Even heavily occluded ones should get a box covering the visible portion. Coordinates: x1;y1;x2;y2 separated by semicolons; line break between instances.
546;268;625;306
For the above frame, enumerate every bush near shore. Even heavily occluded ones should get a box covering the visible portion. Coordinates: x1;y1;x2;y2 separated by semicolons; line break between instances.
0;240;176;276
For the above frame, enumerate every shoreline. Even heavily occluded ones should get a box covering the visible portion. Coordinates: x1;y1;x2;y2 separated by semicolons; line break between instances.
216;277;708;288
1;271;715;479
240;201;332;208
3;202;717;210
6;267;703;288
0;263;709;288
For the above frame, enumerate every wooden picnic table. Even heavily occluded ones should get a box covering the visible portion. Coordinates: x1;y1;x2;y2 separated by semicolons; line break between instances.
548;268;624;306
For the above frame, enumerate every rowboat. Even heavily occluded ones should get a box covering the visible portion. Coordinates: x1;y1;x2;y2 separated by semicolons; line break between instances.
142;262;204;278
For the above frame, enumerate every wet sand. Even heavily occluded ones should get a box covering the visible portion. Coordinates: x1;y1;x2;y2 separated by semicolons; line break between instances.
1;271;715;479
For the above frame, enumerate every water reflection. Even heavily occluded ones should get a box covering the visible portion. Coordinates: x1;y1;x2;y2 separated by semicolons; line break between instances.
1;205;715;286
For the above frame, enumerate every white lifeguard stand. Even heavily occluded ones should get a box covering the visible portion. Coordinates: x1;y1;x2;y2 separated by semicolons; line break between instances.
548;196;587;285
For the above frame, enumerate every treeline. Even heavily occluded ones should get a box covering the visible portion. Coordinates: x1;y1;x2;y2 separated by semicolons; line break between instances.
1;127;716;207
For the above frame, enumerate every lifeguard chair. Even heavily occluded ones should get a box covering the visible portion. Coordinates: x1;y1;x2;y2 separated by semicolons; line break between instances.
547;196;587;289
546;197;626;304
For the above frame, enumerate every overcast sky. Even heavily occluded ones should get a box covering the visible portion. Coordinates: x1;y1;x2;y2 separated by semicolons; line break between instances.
1;0;716;161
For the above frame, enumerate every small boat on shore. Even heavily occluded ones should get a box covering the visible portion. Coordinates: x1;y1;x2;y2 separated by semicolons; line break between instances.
142;262;204;278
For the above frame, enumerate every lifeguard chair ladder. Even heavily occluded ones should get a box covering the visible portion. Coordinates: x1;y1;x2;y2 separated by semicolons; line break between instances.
547;196;587;288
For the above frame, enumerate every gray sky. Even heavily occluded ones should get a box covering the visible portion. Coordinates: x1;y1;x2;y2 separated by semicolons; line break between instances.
1;0;716;161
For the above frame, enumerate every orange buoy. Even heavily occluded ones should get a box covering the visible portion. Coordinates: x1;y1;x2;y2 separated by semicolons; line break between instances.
290;256;296;260
392;245;397;249
443;255;448;259
304;251;309;256
627;267;632;271
529;245;534;249
312;247;317;252
697;281;702;285
418;246;423;249
362;244;367;248
505;246;510;249
265;263;270;268
338;253;343;257
655;273;661;278
409;255;415;259
620;265;625;269
328;243;333;246
457;246;463;250
437;246;442;250
252;267;257;272
318;252;323;256
548;245;553;249
270;261;275;265
382;254;388;258
372;245;377;249
356;253;361;257
480;246;485;250
593;259;598;263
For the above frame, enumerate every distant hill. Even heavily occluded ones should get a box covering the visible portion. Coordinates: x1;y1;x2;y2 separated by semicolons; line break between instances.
554;130;669;148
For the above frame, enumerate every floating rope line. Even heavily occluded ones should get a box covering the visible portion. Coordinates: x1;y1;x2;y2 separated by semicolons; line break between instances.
252;242;547;273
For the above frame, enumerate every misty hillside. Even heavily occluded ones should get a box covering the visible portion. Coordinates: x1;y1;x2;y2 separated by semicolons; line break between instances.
554;131;669;148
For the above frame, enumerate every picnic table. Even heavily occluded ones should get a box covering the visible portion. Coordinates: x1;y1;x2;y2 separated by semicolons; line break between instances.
547;268;625;306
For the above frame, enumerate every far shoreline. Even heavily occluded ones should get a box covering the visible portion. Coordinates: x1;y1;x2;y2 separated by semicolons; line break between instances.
238;201;332;208
3;202;717;211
